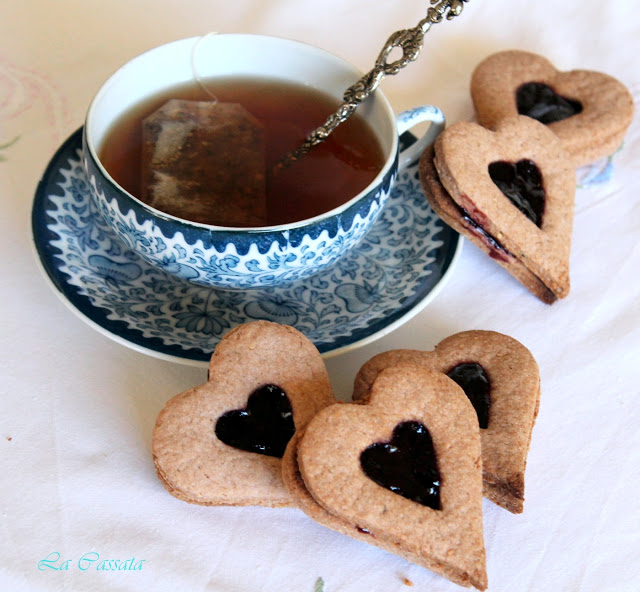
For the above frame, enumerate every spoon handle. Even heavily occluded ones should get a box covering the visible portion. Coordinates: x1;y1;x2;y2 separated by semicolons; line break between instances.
275;0;470;171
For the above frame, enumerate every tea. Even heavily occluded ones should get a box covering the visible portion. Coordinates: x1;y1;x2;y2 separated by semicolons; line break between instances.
99;76;386;226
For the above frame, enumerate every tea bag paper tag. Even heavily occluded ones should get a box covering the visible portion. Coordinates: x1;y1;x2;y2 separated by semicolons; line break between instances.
141;99;267;226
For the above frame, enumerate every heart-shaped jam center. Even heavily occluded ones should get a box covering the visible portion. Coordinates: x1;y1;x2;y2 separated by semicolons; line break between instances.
516;81;583;124
214;384;295;458
488;159;545;227
360;421;441;509
446;363;491;429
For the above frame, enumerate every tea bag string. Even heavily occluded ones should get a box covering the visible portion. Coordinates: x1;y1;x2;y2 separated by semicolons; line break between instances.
191;32;220;102
274;0;470;172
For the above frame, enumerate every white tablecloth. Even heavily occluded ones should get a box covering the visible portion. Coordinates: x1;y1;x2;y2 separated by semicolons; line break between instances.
1;1;639;590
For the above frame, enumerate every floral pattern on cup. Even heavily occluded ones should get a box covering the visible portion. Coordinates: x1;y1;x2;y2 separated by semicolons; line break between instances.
84;150;392;290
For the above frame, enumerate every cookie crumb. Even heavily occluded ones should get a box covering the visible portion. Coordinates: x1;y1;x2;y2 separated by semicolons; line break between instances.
402;576;414;586
6;437;11;442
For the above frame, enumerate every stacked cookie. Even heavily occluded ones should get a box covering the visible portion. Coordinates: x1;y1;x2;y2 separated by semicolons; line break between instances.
419;50;634;304
153;321;335;507
153;322;542;590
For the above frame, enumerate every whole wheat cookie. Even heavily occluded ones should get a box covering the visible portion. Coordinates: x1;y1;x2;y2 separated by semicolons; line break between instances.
353;330;540;513
284;364;487;590
152;321;335;507
471;49;634;167
419;115;576;303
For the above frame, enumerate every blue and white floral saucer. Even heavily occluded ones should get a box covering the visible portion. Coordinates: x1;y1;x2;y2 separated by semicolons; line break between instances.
32;128;461;366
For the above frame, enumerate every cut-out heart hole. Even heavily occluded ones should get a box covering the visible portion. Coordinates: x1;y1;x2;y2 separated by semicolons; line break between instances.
214;384;295;458
360;421;441;509
446;363;491;429
488;159;545;227
516;81;583;124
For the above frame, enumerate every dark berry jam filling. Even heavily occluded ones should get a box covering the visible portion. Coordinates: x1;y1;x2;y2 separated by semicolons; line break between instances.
516;81;583;124
488;160;545;227
214;384;294;458
446;362;491;429
360;420;441;510
455;196;512;263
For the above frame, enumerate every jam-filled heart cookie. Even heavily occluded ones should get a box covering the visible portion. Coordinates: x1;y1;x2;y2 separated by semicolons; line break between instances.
153;321;335;507
471;50;634;167
283;364;487;590
420;115;575;303
353;330;540;514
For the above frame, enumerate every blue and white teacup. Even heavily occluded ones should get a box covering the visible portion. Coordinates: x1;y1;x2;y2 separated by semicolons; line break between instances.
83;34;444;289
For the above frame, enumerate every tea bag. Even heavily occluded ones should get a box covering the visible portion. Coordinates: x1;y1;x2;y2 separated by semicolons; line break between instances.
141;99;267;226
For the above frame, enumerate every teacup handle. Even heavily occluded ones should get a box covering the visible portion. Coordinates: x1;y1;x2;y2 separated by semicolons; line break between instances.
396;105;445;171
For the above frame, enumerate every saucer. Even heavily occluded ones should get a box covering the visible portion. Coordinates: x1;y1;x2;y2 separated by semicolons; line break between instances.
32;128;461;366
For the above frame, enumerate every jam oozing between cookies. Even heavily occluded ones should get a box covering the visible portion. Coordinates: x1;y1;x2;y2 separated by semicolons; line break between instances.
516;82;583;124
360;421;441;510
488;160;545;227
456;197;512;263
214;384;295;458
446;362;491;429
458;208;511;262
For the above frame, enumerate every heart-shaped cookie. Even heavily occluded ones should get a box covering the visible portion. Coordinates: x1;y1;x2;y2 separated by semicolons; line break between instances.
152;321;335;507
285;364;487;590
420;115;576;303
353;330;540;513
471;50;634;167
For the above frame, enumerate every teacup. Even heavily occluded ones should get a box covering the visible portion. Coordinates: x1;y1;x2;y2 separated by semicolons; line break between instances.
83;34;445;289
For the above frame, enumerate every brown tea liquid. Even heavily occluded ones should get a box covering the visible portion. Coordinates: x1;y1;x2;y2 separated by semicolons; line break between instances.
99;77;386;226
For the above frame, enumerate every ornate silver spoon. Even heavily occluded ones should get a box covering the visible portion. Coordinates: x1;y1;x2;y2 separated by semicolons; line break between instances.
274;0;470;171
